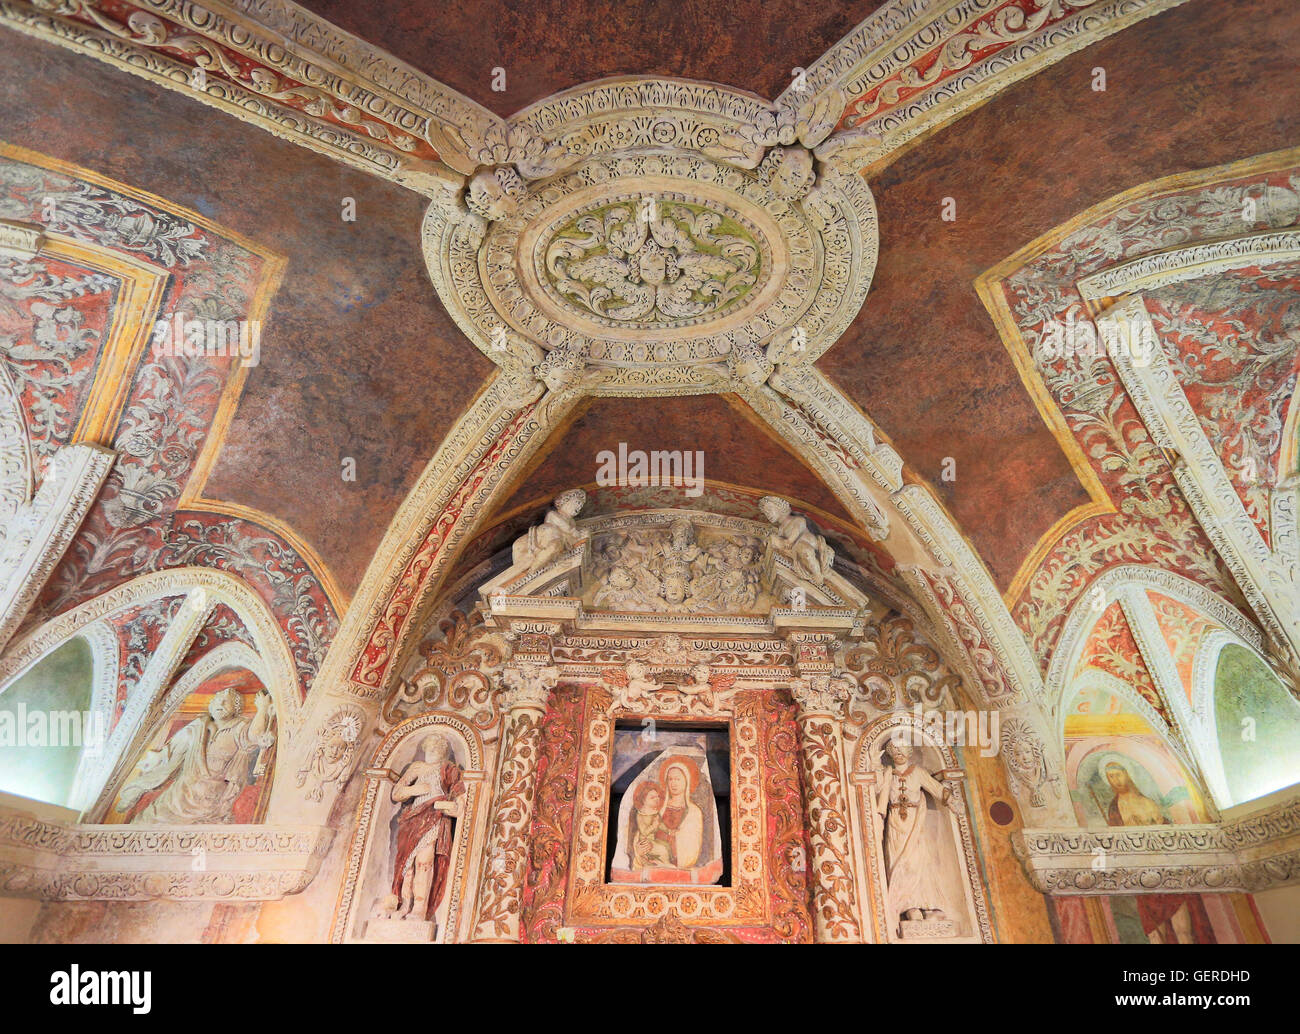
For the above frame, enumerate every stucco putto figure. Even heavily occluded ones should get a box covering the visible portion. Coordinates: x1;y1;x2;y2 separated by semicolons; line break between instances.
511;489;587;573
759;495;835;585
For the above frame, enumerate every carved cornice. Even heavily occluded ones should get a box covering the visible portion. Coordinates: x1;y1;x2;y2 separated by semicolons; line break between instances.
1014;794;1300;895
0;802;333;901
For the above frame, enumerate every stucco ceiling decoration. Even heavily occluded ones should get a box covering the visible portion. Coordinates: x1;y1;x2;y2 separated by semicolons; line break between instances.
791;0;1191;174
0;0;1242;849
0;0;1189;195
0;0;491;193
422;77;879;396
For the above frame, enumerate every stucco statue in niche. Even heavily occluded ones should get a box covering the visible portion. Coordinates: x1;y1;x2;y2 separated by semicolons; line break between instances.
759;495;834;585
375;733;466;930
119;687;275;824
512;489;587;572
874;737;961;937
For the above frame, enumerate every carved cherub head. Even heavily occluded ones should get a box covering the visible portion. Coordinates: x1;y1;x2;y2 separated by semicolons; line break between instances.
632;239;678;286
661;572;689;605
669;518;695;547
758;145;816;201
466;166;523;221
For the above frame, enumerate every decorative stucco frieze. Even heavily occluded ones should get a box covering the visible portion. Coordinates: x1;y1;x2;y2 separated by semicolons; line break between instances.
0;802;333;901
1014;794;1300;894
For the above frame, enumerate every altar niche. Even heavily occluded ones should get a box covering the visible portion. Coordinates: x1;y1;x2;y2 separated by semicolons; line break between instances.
607;721;731;886
332;716;484;945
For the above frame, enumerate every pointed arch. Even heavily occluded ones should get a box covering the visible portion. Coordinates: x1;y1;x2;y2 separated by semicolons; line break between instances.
0;567;300;818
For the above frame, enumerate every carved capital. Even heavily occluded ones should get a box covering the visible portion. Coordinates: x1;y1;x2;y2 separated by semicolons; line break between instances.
497;661;560;711
789;673;853;719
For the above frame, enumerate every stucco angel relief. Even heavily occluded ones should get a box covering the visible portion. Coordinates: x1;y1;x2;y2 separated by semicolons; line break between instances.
545;199;760;325
589;520;766;614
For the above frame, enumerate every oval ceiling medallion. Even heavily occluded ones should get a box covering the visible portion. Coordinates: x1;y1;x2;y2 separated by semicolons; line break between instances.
422;77;880;394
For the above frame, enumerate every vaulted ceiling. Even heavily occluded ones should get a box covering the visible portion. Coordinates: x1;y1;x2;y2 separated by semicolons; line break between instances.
296;0;889;118
1;0;1297;696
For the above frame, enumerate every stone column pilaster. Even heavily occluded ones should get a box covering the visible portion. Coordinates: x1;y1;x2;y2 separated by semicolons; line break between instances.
470;660;558;942
788;638;863;942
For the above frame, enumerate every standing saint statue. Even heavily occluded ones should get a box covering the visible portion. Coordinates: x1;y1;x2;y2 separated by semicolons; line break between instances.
119;687;275;824
874;737;957;927
382;733;465;924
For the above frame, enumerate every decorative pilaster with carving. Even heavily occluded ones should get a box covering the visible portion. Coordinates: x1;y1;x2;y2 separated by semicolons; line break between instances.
470;660;559;942
0;443;115;653
788;660;863;943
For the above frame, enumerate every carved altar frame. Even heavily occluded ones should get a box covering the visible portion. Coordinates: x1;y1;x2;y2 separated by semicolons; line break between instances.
565;685;767;930
331;712;488;944
529;674;817;941
852;711;994;944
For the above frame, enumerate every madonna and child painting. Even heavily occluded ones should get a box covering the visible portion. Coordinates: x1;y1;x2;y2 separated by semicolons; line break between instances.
609;726;728;885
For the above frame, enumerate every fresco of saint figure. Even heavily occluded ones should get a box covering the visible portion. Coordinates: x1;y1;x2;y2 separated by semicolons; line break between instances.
1102;761;1168;825
1095;757;1213;944
118;684;275;824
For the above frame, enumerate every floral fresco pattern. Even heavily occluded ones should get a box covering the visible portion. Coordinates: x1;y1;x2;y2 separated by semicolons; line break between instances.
994;164;1300;665
0;151;337;697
